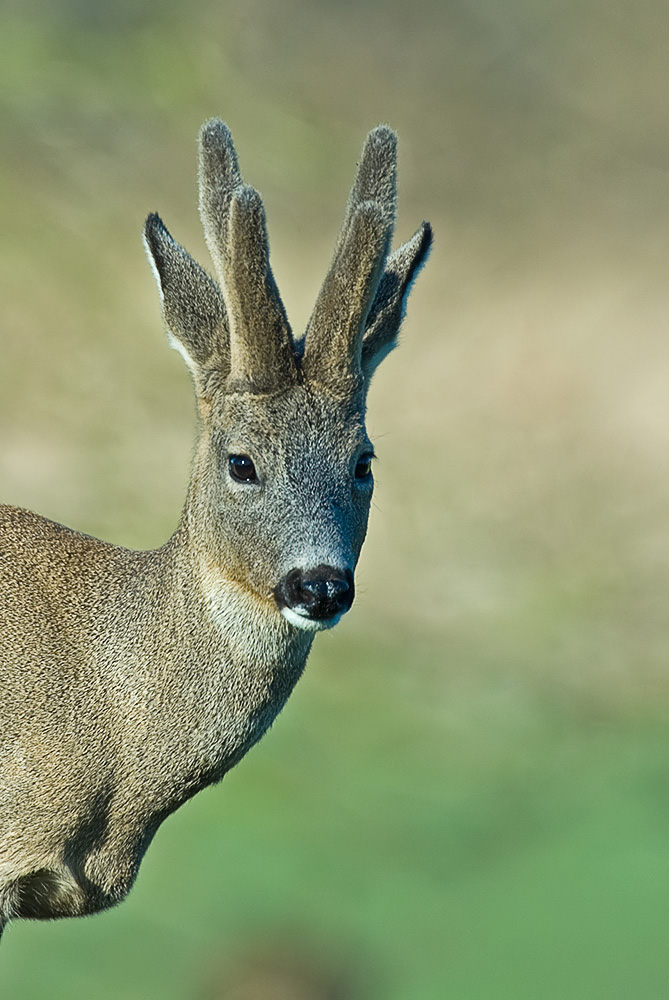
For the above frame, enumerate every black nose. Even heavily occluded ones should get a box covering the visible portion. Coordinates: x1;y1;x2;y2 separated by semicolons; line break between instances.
274;565;354;620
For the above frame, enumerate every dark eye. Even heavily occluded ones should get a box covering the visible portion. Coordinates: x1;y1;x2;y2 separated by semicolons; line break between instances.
228;454;258;484
354;453;374;480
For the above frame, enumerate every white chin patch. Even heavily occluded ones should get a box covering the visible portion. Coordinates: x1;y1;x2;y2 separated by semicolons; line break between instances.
280;606;343;632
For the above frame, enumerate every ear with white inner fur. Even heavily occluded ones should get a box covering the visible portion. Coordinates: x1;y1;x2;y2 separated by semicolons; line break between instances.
143;212;230;389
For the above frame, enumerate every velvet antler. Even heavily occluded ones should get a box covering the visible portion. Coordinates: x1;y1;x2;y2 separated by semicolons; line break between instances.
198;119;296;392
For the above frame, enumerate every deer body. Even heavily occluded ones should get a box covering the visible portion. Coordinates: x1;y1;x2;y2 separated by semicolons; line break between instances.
0;506;310;920
0;121;431;935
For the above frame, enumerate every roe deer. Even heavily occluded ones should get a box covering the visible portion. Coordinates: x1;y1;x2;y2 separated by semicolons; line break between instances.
0;120;431;937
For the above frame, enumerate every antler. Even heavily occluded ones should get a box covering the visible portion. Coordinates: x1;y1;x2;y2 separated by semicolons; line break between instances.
303;125;432;389
144;121;430;397
302;126;397;389
198;120;297;392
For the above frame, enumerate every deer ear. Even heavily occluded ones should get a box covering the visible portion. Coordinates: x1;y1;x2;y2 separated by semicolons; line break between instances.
143;213;230;385
361;221;432;380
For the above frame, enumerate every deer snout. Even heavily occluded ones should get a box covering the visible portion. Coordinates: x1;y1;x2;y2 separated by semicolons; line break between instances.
274;565;354;630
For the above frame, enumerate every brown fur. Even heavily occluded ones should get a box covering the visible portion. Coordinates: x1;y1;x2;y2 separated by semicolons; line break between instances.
0;120;431;937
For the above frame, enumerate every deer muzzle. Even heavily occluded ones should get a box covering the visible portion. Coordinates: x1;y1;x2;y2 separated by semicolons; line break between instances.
274;565;354;630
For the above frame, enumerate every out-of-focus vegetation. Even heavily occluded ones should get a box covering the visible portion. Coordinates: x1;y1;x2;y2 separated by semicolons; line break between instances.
2;1;669;997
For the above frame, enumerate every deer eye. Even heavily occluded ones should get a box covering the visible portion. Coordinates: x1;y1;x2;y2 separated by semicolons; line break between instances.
354;453;374;480
228;454;258;484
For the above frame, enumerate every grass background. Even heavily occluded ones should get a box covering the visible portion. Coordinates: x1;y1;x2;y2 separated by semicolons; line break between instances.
1;1;669;997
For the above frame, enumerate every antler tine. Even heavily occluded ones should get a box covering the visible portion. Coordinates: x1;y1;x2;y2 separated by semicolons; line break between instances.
342;125;397;232
198;119;244;281
302;126;397;388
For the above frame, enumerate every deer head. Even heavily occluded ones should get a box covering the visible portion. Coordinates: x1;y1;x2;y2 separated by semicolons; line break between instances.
143;120;431;632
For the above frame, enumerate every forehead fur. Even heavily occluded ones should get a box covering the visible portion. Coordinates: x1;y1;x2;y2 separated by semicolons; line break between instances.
213;384;369;453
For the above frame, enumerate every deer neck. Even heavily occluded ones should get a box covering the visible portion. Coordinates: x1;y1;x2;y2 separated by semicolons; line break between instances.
115;514;314;801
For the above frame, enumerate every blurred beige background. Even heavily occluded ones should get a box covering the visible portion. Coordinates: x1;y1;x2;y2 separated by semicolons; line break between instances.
1;1;669;998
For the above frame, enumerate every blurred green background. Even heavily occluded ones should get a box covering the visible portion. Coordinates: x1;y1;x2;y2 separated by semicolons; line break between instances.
1;0;669;997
